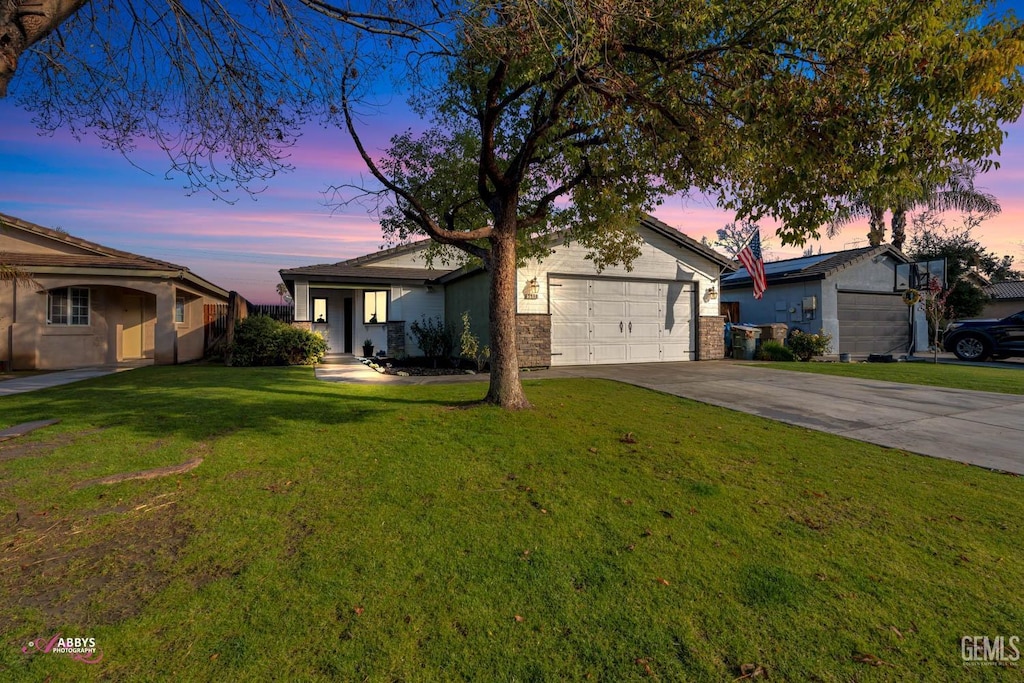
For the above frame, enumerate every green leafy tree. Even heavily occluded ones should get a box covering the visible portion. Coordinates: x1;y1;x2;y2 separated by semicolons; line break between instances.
344;0;1023;407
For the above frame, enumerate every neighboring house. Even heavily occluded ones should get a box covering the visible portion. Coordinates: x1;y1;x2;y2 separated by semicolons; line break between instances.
983;281;1024;319
279;216;735;366
722;245;928;356
1;213;229;370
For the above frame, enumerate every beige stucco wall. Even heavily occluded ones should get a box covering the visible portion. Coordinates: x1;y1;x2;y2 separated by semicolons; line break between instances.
3;275;224;370
982;300;1024;319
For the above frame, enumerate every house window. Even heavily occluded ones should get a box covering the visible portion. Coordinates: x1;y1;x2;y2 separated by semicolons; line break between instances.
313;297;328;323
174;297;186;324
47;287;90;326
364;290;388;324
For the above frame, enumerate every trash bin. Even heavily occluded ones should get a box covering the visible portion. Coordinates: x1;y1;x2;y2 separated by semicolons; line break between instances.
731;325;761;360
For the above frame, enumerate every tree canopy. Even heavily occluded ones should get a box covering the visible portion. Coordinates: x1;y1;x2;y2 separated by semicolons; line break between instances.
3;0;1023;407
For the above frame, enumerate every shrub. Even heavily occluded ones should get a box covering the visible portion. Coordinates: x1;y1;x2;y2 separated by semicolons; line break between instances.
459;311;490;371
229;316;326;366
756;340;795;362
409;316;456;367
788;329;833;361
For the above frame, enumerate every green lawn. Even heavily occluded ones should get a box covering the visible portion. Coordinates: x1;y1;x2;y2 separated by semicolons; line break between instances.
1;366;1021;681
756;360;1024;395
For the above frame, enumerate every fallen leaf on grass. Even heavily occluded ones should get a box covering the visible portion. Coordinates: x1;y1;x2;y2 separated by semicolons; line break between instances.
514;614;525;623
656;577;670;586
659;509;674;519
620;433;638;444
588;447;598;454
735;663;766;680
853;653;886;666
622;498;633;505
890;626;904;639
635;658;654;676
354;606;364;615
641;528;653;537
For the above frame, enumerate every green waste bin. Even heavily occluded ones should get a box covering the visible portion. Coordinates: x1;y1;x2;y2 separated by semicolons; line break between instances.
731;325;761;360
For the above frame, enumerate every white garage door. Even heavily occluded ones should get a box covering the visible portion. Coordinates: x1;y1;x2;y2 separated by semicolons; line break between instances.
550;277;695;366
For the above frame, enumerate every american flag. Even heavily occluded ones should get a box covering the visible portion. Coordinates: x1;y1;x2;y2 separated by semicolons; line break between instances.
737;231;767;300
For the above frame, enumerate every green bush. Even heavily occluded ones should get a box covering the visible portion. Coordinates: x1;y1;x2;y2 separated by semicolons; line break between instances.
409;315;456;367
788;329;833;362
229;316;327;366
755;340;795;362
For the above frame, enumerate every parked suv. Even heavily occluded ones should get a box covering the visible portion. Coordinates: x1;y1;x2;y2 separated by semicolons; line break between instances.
943;310;1024;361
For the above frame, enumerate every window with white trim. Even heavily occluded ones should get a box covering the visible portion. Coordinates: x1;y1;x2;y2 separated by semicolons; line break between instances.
174;297;186;324
363;290;388;324
47;287;90;326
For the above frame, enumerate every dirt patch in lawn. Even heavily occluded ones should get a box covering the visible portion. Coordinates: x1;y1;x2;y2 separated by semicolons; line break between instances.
0;493;191;630
0;428;106;463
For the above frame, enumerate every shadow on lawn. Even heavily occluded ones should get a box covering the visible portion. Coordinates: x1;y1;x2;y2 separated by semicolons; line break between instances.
0;366;483;442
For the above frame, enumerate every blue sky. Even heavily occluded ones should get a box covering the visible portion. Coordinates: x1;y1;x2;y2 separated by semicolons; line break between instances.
1;2;1023;302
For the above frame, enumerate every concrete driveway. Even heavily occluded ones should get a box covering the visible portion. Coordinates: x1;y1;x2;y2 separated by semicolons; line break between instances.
318;359;1024;474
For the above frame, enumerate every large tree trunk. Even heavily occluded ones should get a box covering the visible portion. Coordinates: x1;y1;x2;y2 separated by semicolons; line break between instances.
866;205;886;246
484;225;531;409
0;0;88;97
890;208;908;251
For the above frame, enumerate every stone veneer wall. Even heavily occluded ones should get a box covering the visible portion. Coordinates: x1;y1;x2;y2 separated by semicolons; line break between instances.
387;321;406;357
515;314;551;368
697;315;726;360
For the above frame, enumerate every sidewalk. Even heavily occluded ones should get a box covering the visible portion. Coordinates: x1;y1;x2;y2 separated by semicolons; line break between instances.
0;366;141;396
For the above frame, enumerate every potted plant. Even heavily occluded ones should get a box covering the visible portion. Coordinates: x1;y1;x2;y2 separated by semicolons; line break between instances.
362;339;374;357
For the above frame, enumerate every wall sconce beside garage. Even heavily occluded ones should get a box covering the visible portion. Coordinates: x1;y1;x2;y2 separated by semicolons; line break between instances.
523;278;540;300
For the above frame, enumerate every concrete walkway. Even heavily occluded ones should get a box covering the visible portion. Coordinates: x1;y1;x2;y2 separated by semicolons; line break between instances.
317;358;1024;474
0;366;140;396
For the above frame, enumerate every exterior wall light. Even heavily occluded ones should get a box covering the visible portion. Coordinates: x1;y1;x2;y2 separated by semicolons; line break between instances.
703;286;718;302
523;278;540;300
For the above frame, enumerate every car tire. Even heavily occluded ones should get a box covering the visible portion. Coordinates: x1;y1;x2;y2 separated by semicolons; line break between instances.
952;334;990;362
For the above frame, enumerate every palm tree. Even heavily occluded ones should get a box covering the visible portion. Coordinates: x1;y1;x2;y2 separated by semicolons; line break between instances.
827;162;1000;250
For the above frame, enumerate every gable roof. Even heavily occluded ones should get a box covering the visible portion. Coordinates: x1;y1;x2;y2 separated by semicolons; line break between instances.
722;244;907;288
280;214;731;287
637;215;736;270
985;280;1024;300
0;212;229;297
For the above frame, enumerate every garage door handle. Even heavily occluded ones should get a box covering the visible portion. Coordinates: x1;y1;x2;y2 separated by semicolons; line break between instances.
628;321;632;333
620;321;624;333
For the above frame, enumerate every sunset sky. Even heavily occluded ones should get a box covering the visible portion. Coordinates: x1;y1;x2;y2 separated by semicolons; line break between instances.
1;4;1022;303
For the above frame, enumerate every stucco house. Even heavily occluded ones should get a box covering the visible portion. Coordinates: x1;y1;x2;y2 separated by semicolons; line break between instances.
721;244;928;356
1;213;229;370
982;281;1024;319
279;216;735;366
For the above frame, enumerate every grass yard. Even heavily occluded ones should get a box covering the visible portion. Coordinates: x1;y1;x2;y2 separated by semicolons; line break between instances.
1;366;1022;681
756;360;1024;395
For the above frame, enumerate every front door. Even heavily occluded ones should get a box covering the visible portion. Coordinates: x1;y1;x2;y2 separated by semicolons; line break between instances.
122;295;145;359
344;297;353;353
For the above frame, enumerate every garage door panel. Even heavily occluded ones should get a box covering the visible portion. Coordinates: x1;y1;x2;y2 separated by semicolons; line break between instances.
593;321;626;340
628;321;661;339
551;321;590;343
626;281;661;298
591;279;628;298
592;344;629;364
554;344;593;365
661;343;691;361
627;300;662;319
591;300;628;319
627;343;662;362
551;298;590;320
